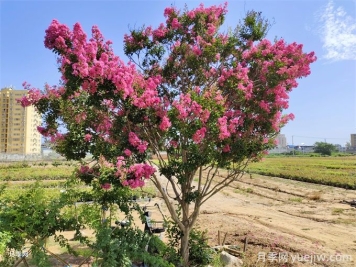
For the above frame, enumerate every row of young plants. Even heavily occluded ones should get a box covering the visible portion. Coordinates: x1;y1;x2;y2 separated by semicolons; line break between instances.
246;156;356;189
0;186;63;201
0;166;74;181
2;180;68;189
0;161;76;169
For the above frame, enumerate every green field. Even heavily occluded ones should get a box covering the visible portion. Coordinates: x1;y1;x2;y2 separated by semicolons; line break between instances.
1;157;355;194
246;156;356;189
0;161;157;200
0;162;75;181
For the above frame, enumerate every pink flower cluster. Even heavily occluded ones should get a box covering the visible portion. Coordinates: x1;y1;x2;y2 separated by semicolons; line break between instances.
43;19;162;106
114;154;156;188
131;76;161;108
101;183;111;190
44;19;72;52
37;126;50;137
79;165;90;174
125;2;228;53
18;85;44;108
173;93;210;123
152;23;168;40
128;132;148;153
116;157;156;188
192;127;207;144
159;116;172;131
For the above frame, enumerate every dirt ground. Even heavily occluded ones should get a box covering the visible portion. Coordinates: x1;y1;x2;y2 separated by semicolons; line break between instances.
192;173;356;267
13;173;356;267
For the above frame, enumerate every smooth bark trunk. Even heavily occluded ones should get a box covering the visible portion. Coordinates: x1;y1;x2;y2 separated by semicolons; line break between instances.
180;227;191;267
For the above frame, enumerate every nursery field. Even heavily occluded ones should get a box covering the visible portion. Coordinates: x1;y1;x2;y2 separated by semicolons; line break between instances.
0;161;157;200
246;156;356;189
0;161;75;181
0;162;76;200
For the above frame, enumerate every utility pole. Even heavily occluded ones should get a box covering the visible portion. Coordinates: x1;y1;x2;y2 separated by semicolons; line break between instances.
292;135;294;156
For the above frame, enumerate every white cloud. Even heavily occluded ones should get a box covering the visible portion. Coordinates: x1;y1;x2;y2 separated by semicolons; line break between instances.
317;0;356;61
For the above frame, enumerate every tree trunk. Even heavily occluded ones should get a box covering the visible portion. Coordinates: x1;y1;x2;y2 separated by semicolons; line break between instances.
181;227;191;267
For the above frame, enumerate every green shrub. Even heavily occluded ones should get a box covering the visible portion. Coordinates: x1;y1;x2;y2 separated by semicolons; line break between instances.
165;218;214;266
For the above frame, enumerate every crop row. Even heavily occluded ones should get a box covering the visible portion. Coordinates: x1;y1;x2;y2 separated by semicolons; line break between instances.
3;180;68;189
247;156;356;189
0;166;75;181
0;187;62;200
0;160;76;169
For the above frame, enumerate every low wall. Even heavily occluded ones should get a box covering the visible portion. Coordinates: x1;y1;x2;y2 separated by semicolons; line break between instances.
0;153;63;162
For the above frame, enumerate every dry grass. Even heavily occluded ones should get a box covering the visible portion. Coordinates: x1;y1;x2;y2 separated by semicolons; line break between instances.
306;191;323;201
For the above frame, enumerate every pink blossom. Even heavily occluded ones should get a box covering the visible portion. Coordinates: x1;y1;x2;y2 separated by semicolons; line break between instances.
17;96;31;107
116;156;125;169
171;18;181;29
124;149;132;156
192;45;202;56
101;183;111;190
128;132;141;147
187;10;196;19
84;134;92;142
192;127;207;144
159;116;171;131
50;132;65;143
164;7;176;18
137;143;148;153
170;140;178;148
121;164;156;188
128;132;148;153
75;112;87;124
191;101;202;116
122;179;145;188
129;164;156;179
222;145;231;152
207;24;216;35
217;117;230;140
22;81;31;90
152;23;167;40
44;19;72;51
37;126;50;137
79;165;90;174
200;110;210;123
259;101;270;112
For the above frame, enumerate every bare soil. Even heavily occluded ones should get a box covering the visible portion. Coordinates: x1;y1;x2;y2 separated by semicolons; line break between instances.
192;173;356;267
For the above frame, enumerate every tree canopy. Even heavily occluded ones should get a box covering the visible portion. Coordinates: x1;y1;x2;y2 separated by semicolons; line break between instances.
20;3;316;265
314;142;337;156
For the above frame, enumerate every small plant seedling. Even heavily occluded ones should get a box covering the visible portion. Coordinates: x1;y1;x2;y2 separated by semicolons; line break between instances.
331;208;344;215
289;197;302;203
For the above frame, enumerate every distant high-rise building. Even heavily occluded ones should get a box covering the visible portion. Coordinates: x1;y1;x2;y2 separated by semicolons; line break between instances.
351;134;356;148
0;88;42;154
276;134;287;148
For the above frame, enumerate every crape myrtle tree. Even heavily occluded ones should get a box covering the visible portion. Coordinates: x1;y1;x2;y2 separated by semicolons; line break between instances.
20;3;316;265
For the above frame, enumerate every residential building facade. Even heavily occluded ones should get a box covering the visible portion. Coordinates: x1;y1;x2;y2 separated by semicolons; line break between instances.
351;134;356;148
276;134;287;148
0;88;42;154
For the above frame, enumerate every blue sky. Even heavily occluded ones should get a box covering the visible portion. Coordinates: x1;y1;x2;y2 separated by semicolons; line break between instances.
1;0;355;146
